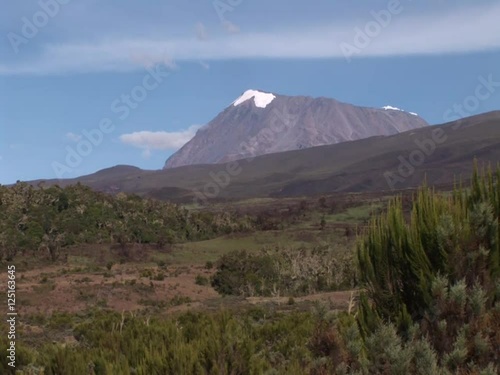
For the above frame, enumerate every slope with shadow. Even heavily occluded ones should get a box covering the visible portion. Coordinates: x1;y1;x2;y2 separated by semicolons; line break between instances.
274;111;500;196
31;112;500;201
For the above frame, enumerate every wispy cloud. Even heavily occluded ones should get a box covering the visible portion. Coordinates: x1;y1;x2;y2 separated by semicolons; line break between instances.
119;125;200;157
1;3;499;75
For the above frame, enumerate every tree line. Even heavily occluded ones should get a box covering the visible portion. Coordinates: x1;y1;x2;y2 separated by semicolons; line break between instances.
0;182;254;261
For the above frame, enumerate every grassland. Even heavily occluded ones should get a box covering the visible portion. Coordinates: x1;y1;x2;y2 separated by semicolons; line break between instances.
0;193;372;320
2;166;498;374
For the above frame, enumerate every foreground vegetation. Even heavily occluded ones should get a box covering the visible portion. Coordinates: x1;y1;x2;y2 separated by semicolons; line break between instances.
0;165;498;374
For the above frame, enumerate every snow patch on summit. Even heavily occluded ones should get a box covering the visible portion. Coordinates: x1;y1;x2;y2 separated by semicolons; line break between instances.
233;90;276;108
382;106;418;116
382;105;403;111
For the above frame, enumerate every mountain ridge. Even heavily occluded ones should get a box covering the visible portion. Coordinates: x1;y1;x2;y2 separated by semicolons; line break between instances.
163;90;428;169
24;111;500;202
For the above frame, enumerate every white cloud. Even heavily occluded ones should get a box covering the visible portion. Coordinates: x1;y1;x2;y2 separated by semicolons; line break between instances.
1;3;499;75
66;132;82;142
119;125;201;156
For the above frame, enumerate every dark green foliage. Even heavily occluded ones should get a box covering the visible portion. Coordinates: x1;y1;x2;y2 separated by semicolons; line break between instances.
195;275;209;286
346;164;500;374
357;164;499;329
211;250;279;296
319;215;326;230
0;183;253;261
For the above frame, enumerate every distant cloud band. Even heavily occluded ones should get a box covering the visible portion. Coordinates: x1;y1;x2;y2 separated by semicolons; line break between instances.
1;3;500;75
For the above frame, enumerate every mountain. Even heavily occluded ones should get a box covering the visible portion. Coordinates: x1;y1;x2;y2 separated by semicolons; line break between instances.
163;90;428;169
31;111;500;201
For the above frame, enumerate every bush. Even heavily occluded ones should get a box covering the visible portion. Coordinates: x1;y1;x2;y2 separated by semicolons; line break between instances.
357;164;499;331
195;275;209;286
211;250;278;296
212;247;355;297
152;272;165;281
140;269;154;279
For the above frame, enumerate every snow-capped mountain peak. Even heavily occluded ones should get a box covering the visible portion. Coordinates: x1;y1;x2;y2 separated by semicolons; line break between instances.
164;91;428;169
233;90;276;108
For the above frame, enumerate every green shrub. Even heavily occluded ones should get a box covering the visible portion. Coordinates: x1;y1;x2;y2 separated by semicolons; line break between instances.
195;275;209;286
152;272;165;281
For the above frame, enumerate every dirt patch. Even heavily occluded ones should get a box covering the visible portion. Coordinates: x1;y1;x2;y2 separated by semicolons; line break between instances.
1;261;220;315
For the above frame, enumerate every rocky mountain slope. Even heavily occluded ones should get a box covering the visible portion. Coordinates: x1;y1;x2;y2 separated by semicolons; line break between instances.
163;90;428;169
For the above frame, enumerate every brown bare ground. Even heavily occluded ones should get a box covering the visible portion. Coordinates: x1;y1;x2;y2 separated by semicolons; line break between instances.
1;259;354;317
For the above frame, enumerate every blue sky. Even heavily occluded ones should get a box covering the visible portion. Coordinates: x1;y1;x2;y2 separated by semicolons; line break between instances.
1;0;499;184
